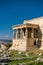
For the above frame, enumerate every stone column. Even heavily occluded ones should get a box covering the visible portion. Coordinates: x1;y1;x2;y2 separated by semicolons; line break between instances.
25;28;28;38
31;28;34;38
20;29;23;38
16;30;19;39
16;29;21;39
13;30;15;38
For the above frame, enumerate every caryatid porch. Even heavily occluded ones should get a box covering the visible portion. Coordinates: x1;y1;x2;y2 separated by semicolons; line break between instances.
12;23;39;51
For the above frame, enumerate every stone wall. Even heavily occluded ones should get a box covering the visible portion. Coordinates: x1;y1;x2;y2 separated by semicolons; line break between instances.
26;38;34;50
10;38;27;51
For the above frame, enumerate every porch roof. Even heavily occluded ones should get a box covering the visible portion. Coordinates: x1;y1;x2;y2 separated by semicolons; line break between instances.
12;23;39;30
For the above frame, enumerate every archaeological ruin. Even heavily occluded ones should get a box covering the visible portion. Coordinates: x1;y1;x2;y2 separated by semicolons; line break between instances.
9;17;43;51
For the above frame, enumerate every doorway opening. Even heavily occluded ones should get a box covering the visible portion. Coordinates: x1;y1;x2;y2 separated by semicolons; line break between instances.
34;40;36;46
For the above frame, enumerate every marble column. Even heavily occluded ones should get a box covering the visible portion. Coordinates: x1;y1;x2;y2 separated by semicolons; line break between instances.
13;30;15;38
16;29;21;39
23;29;25;38
20;29;23;38
16;30;19;39
25;28;28;38
13;31;14;38
31;28;34;38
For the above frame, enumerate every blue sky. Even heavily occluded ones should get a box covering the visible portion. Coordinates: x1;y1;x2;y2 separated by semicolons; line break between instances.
0;0;43;39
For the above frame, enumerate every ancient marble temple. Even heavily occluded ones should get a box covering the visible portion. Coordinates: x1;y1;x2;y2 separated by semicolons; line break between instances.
9;17;43;51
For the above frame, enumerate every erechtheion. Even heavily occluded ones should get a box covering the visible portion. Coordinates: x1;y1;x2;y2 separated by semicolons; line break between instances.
9;17;43;51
